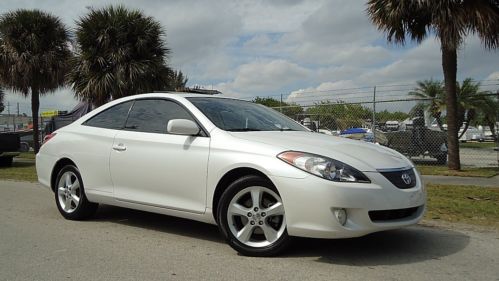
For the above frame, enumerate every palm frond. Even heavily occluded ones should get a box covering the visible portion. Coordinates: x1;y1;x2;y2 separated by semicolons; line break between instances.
68;5;171;106
0;9;71;95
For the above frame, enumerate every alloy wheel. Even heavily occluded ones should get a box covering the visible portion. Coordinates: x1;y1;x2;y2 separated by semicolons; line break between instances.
57;171;81;213
227;186;286;248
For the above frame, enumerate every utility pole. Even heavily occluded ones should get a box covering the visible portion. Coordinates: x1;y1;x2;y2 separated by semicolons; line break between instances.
15;103;19;131
372;86;376;143
280;94;283;113
6;102;10;131
496;90;499;167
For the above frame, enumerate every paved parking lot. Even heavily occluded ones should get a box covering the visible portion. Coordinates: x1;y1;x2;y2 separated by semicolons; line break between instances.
1;180;498;281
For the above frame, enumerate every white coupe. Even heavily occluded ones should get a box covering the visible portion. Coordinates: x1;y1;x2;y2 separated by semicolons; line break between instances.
36;93;426;256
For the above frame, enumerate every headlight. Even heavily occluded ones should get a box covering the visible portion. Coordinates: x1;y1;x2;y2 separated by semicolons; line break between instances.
277;151;370;183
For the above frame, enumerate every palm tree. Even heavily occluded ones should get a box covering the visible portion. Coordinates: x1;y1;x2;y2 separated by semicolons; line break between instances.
475;95;498;141
169;70;189;91
367;0;499;170
455;79;492;138
409;80;446;131
0;10;71;152
68;5;171;106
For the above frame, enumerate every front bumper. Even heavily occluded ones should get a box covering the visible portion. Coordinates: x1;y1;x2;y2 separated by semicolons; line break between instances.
270;170;426;239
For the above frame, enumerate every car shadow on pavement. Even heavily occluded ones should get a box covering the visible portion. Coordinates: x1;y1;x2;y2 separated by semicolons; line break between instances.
284;225;470;265
90;205;469;264
92;205;224;244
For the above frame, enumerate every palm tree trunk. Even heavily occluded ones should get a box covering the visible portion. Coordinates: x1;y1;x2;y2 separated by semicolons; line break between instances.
489;122;497;142
31;88;40;153
442;47;460;170
433;112;446;131
458;110;475;139
458;121;469;139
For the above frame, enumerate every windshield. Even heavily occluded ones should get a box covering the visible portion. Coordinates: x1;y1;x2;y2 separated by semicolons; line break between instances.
187;97;307;132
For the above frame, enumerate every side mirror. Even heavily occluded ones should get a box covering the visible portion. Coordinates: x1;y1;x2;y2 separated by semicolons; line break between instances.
167;119;200;136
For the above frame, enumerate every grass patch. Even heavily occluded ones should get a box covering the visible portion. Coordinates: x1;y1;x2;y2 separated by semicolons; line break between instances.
16;152;36;160
459;142;496;149
0;161;37;182
425;184;499;227
417;165;499;177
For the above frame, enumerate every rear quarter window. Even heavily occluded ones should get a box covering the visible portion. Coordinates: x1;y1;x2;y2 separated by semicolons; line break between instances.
83;101;133;130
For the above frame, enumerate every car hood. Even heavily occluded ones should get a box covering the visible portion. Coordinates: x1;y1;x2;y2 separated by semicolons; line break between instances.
229;131;412;172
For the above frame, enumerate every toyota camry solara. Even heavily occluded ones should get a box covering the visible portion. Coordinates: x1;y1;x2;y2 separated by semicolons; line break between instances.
36;93;426;256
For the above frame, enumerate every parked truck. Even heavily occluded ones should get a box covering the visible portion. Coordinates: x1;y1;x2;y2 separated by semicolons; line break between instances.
0;132;20;167
378;116;448;164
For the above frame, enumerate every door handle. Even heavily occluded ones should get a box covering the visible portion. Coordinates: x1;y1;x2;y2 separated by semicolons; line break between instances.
112;143;127;151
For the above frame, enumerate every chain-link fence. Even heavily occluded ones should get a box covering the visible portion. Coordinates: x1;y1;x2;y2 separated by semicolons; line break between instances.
268;82;499;168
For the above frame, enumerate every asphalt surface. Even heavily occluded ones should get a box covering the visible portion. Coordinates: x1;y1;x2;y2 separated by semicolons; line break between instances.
1;180;499;281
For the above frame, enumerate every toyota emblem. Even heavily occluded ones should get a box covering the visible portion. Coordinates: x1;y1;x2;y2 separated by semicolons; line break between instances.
401;173;412;185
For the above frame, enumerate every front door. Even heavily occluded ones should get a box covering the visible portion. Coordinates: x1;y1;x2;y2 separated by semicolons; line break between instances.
110;98;210;214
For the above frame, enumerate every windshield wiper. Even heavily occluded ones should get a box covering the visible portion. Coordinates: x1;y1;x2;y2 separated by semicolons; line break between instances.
227;128;262;132
279;128;297;131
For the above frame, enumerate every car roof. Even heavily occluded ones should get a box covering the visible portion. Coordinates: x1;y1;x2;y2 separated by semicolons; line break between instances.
132;92;237;100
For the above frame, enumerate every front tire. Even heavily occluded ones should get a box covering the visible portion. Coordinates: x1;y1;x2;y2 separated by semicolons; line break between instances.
217;175;291;256
55;165;98;220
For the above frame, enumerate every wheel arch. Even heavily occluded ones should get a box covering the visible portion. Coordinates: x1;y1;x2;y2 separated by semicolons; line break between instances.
50;158;77;192
212;167;275;223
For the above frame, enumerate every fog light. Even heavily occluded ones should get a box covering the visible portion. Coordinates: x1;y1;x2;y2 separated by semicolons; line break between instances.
334;208;347;226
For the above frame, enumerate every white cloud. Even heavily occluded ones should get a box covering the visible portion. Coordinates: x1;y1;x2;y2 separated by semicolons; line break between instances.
286;80;361;104
357;36;499;86
296;0;378;46
210;60;311;97
293;44;392;66
227;0;323;33
316;65;367;82
152;2;242;69
1;0;497;112
486;71;499;80
243;34;273;49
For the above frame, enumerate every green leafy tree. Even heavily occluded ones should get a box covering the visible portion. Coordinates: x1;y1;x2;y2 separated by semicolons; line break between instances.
253;97;282;108
367;0;499;170
375;109;410;123
409;79;446;131
252;97;303;118
68;6;171;106
0;9;71;152
306;101;372;130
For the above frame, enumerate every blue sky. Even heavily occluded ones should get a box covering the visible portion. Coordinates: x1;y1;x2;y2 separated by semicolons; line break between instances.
1;0;498;115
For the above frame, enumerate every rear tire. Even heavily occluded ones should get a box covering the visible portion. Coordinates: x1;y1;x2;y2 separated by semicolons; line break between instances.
54;165;98;220
217;175;291;256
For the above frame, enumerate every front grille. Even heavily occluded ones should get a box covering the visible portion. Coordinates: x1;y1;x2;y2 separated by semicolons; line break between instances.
380;168;416;189
368;206;420;222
